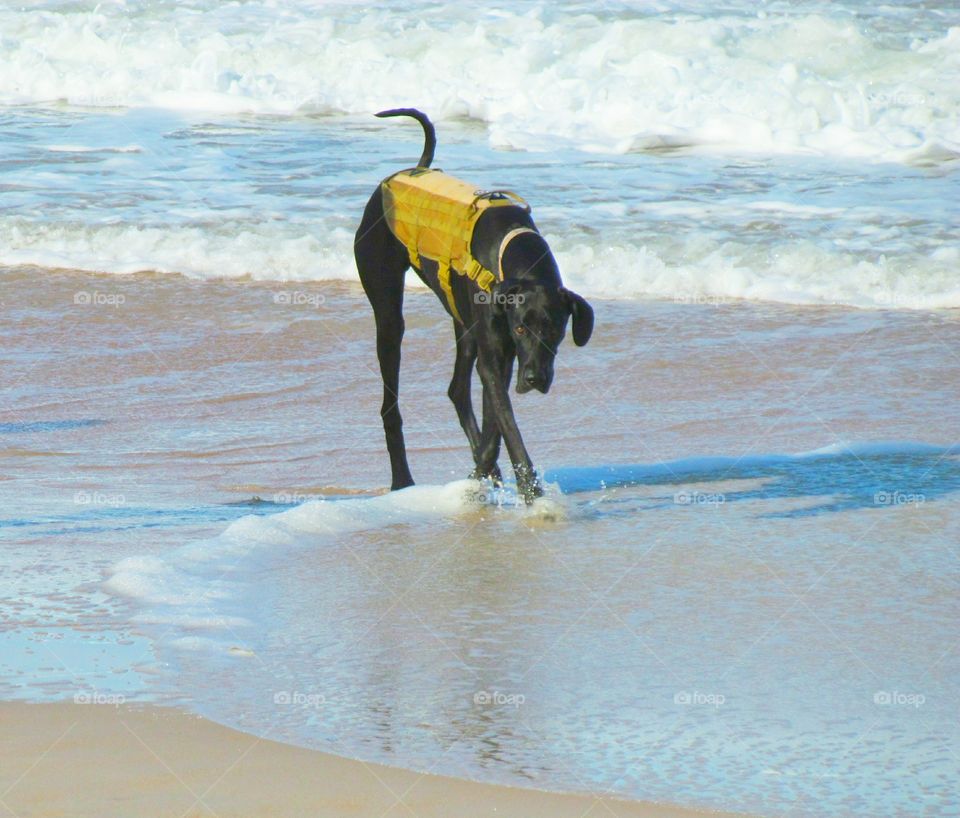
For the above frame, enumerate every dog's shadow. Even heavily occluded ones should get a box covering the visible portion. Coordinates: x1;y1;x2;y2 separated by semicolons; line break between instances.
545;445;960;518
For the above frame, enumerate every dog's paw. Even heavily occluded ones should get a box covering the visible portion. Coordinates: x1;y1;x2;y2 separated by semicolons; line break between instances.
469;465;503;486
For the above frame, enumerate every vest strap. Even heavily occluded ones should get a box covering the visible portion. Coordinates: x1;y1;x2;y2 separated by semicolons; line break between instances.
437;261;463;323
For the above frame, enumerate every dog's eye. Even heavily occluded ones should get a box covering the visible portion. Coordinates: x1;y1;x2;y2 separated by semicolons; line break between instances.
515;326;526;336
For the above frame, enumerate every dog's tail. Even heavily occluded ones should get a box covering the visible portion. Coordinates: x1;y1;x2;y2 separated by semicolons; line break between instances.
375;108;436;168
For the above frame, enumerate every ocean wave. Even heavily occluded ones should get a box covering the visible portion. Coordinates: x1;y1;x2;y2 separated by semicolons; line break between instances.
104;479;540;617
104;440;959;628
546;440;960;493
4;218;958;309
2;2;958;163
553;236;960;310
0;219;357;281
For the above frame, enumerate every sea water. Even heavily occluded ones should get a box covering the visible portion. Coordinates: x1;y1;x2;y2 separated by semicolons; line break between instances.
2;2;959;816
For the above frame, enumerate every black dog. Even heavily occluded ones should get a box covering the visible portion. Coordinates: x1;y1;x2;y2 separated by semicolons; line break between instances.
354;108;593;504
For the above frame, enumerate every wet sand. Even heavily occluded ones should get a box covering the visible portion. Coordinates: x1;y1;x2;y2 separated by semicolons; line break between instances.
3;266;959;815
0;702;749;818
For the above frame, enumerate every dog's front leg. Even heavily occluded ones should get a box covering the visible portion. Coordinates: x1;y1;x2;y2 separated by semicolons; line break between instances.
472;357;512;485
475;350;542;504
446;325;503;484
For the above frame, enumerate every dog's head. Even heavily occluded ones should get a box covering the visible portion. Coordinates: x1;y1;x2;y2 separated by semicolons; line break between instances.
492;280;594;394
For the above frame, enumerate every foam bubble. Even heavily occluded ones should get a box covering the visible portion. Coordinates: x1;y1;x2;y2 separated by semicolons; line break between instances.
103;479;487;632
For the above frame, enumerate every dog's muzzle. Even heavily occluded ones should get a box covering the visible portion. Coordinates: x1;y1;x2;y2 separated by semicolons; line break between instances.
517;366;552;395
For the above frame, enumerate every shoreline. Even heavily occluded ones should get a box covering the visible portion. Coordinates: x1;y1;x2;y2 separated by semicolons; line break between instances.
0;701;752;818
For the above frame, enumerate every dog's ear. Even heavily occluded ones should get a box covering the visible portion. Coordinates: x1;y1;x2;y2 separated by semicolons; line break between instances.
560;288;594;346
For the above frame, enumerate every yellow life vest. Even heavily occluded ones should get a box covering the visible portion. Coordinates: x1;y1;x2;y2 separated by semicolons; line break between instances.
381;168;529;321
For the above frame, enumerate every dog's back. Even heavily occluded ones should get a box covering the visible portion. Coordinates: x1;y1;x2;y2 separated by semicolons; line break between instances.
382;168;528;296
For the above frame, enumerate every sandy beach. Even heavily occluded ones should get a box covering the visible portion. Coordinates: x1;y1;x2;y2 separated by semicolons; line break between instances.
0;702;749;818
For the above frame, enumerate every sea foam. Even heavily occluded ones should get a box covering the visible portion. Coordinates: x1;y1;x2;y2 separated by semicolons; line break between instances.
1;3;957;163
104;441;958;634
4;218;958;310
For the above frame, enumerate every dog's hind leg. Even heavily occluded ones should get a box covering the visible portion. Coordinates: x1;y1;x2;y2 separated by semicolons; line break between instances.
372;298;413;491
355;195;415;491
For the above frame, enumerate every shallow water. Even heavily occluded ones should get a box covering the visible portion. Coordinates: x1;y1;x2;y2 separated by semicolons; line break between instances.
3;267;959;816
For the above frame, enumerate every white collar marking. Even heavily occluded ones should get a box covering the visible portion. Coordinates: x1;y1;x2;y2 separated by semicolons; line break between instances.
497;228;538;281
